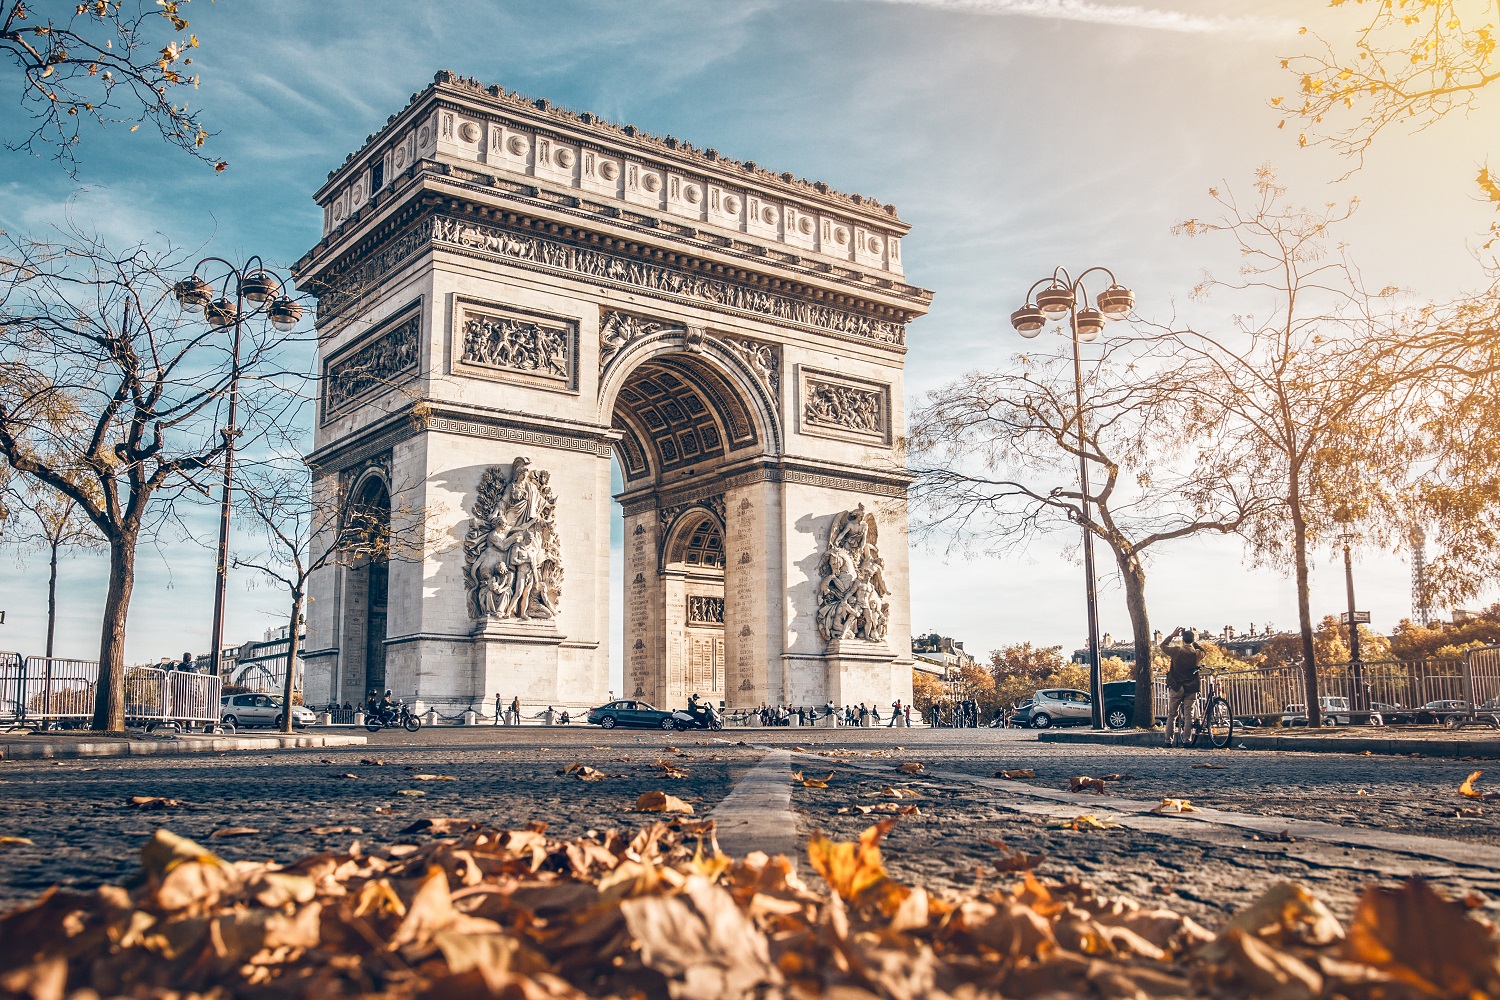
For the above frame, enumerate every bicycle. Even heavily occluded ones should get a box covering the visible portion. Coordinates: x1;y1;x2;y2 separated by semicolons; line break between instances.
1170;674;1235;749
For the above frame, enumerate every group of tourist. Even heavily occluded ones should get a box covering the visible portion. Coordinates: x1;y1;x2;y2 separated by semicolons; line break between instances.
927;698;988;728
734;700;913;727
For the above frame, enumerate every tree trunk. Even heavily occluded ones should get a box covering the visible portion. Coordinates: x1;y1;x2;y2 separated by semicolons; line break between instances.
1117;551;1155;728
1290;488;1321;728
91;532;136;732
45;539;59;660
281;590;302;734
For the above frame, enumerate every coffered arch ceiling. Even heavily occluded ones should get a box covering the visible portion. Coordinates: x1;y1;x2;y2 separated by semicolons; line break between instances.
611;355;758;483
663;513;726;571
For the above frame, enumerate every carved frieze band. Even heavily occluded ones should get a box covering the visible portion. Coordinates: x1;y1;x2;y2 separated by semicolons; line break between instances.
799;367;889;443
687;595;725;626
455;298;578;391
322;308;422;422
316;215;906;348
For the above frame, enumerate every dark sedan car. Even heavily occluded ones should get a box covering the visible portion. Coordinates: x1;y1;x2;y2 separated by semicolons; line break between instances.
587;699;675;730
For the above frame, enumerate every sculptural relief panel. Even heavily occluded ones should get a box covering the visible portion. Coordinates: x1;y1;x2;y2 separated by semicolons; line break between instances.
463;458;563;624
453;298;578;392
817;504;890;645
322;305;422;422
798;367;889;443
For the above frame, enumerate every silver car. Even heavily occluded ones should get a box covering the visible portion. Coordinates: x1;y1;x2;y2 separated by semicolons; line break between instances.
1025;688;1094;728
220;693;314;730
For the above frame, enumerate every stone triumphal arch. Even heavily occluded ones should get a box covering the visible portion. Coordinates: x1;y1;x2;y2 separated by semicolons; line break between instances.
295;72;932;715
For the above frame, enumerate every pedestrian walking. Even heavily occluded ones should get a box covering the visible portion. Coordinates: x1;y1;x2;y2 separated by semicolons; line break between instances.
510;695;521;726
871;704;881;725
1161;627;1205;745
493;692;503;726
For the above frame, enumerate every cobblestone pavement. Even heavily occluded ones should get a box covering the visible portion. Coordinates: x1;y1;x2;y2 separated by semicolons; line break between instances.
2;726;1497;928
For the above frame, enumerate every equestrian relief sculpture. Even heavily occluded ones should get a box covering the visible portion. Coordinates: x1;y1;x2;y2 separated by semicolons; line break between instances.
464;457;563;622
817;504;890;643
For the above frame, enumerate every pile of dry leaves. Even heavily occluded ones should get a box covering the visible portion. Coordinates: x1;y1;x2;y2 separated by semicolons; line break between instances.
1;813;1497;1000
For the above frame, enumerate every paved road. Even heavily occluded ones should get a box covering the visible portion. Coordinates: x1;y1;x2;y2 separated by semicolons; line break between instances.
2;726;1496;924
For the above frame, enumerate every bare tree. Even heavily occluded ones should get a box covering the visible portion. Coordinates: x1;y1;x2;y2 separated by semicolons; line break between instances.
910;336;1262;728
231;458;433;734
0;226;299;730
1;480;103;657
2;0;225;175
1159;169;1424;726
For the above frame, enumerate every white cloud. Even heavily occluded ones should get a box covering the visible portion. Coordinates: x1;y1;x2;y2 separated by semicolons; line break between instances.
830;0;1286;34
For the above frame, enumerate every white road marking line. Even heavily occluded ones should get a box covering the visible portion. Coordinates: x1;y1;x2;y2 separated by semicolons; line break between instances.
708;749;799;860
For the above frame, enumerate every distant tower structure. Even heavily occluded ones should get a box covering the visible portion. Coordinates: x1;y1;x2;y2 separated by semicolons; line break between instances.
1410;528;1433;626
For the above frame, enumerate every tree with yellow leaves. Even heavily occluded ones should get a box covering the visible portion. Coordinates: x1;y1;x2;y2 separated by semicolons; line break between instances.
1;0;226;175
1276;1;1499;231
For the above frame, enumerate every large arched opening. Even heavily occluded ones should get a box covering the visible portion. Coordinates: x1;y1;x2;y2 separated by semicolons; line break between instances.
603;334;781;710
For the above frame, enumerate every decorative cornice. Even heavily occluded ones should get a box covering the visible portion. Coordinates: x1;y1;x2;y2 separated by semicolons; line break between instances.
328;71;906;223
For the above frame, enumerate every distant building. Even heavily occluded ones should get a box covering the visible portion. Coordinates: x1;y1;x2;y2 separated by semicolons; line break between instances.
912;633;977;679
1072;624;1283;664
219;625;306;693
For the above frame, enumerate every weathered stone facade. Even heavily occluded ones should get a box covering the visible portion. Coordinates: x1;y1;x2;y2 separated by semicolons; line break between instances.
295;71;931;715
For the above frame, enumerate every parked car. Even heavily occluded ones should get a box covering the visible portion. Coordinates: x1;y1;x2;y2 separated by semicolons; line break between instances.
587;699;675;730
1282;697;1353;726
1415;699;1469;724
1370;701;1413;724
1010;688;1093;729
1101;680;1137;730
220;693;314;730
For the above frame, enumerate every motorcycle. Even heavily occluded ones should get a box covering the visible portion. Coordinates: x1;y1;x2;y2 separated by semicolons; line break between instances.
671;704;723;732
365;703;423;733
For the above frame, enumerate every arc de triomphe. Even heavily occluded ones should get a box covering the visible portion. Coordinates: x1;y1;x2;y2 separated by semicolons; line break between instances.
295;72;932;715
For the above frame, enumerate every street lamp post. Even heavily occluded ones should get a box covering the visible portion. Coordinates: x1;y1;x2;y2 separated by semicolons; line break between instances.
172;259;303;679
1339;526;1367;712
1010;267;1135;730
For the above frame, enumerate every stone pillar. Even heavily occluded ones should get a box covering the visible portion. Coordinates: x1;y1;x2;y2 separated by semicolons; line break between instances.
722;480;786;709
623;510;661;704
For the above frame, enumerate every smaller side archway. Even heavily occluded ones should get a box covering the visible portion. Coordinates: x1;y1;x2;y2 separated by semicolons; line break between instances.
656;509;727;706
337;469;391;706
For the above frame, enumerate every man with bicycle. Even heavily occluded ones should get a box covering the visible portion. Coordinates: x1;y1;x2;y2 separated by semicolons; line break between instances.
1161;627;1205;746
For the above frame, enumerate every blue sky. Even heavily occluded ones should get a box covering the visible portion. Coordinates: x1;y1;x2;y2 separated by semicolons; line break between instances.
2;0;1497;679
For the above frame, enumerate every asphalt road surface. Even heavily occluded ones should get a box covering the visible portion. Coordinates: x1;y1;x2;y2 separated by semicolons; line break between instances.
2;726;1497;925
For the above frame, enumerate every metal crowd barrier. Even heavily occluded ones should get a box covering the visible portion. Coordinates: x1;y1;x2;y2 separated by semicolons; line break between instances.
0;654;220;728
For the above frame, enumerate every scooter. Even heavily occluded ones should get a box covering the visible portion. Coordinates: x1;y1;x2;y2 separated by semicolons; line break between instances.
671;704;723;731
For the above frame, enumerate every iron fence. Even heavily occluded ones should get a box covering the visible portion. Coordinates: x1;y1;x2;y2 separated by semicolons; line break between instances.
0;655;220;727
1149;657;1481;724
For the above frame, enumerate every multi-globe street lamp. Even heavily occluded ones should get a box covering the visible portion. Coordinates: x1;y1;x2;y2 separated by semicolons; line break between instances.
172;259;302;679
1010;267;1134;730
1337;520;1368;713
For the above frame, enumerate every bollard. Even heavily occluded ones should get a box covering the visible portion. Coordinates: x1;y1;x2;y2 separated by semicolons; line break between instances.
895;714;908;728
817;714;837;728
354;712;365;727
463;710;477;726
424;708;438;727
317;712;332;727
